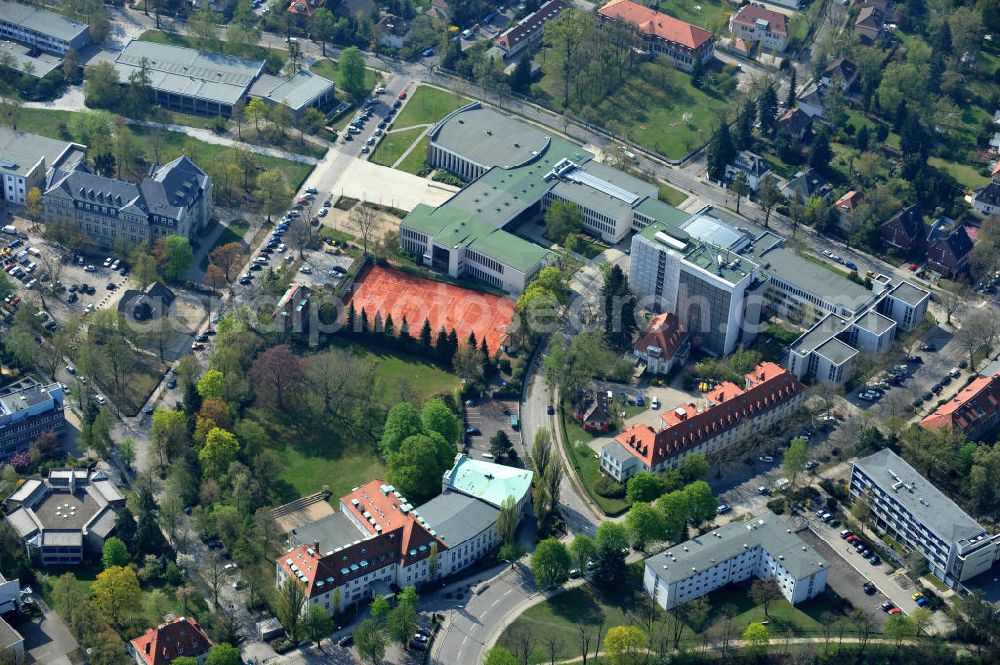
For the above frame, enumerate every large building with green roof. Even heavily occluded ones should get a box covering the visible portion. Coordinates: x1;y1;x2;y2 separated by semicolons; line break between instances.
401;102;687;292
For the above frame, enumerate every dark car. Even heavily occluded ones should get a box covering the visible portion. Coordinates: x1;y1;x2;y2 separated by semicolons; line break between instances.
67;293;78;303
338;635;354;648
907;355;923;363
547;404;555;415
167;378;177;389
195;333;208;343
863;582;876;595
68;284;78;293
249;264;263;271
465;427;481;436
106;282;117;290
931;384;943;394
239;277;253;285
869;554;881;565
143;406;155;415
922;391;934;400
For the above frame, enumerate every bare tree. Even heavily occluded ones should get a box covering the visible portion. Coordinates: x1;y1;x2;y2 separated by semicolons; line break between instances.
506;626;535;665
288;215;314;259
850;609;875;657
350;203;378;255
938;283;966;326
205;549;226;609
544;635;562;665
577;625;593;665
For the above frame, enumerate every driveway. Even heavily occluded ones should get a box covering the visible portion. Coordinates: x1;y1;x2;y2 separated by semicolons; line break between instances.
19;600;77;665
464;397;520;461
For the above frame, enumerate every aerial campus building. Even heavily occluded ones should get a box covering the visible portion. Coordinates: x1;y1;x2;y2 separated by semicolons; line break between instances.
4;468;125;566
400;102;688;293
627;206;930;374
643;511;828;610
851;449;1000;590
0;0;90;56
276;455;532;612
111;39;335;118
0;127;86;207
0;377;66;462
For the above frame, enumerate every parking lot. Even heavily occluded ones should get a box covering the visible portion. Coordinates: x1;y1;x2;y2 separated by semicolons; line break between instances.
294;249;355;291
464;397;521;461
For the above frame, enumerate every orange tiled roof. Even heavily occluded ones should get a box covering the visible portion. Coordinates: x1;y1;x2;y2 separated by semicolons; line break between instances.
920;374;1000;434
835;190;863;211
634;312;687;359
614;362;805;468
731;4;788;37
130;617;212;665
598;0;714;49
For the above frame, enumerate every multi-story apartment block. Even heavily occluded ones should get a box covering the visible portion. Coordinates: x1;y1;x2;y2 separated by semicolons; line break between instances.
601;362;806;482
643;511;828;610
494;0;568;61
0;127;86;207
0;377;65;462
43;156;212;249
729;4;789;53
850;449;1000;588
920;371;1000;440
0;0;90;56
276;457;532;613
597;0;716;72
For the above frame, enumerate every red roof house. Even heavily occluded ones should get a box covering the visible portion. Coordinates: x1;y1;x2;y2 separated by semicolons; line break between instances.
835;190;863;215
633;312;689;375
597;0;715;72
130;617;213;665
920;373;1000;440
729;4;789;53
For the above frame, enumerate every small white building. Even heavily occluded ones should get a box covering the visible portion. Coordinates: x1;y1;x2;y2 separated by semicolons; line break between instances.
643;511;828;610
724;151;771;191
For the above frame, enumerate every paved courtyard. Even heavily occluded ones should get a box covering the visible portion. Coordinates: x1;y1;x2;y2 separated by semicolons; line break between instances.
330;159;458;212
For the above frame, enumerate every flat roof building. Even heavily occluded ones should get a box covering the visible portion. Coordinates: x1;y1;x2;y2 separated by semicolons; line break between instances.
851;449;1000;588
113;39;265;117
0;0;90;56
643;511;827;610
4;468;125;566
249;70;335;117
0;127;85;206
0;40;61;78
0;377;66;462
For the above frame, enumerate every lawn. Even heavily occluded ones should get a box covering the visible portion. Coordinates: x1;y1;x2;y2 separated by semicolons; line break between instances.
500;583;862;663
280;446;387;501
929;156;990;190
536;58;739;160
14;108;313;191
393;86;467;128
652;0;728;34
397;135;430;175
658;183;688;207
310;59;381;95
371;126;427;168
211;218;250;251
560;403;630;516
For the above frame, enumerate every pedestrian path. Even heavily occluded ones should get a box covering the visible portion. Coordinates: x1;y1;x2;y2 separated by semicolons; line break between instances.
392;126;432;169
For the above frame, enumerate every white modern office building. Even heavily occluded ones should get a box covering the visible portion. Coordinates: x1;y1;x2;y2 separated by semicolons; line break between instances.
643;511;828;610
0;0;90;56
850;449;1000;589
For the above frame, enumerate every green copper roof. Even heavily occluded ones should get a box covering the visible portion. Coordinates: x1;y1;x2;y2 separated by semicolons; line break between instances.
445;455;533;508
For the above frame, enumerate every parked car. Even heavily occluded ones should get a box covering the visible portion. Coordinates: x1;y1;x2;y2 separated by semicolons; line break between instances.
863;582;876;595
715;503;732;514
167;378;177;389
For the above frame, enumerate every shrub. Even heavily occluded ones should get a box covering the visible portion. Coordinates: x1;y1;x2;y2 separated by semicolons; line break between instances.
766;498;786;515
594;476;626;498
271;638;294;654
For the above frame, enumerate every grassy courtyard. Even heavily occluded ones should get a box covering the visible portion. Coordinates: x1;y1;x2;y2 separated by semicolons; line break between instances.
659;183;688;207
397;135;431;175
393;86;467;128
500;582;862;663
561;403;631;515
536;58;740;160
371;126;427;168
310;58;380;94
653;0;729;34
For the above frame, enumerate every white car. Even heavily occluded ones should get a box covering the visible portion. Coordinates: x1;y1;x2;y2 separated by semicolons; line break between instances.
95;394;106;405
300;266;313;274
277;243;287;253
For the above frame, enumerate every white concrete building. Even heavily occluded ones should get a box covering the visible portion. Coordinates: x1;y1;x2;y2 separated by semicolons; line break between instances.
643;512;828;610
0;128;85;207
851;449;1000;589
0;0;90;56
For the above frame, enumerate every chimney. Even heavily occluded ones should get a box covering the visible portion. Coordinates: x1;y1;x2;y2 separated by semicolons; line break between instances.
314;541;320;554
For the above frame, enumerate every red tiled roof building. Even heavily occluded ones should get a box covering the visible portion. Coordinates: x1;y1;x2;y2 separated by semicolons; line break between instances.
597;0;715;72
729;4;789;54
130;617;212;665
633;312;690;375
920;372;1000;440
600;363;806;481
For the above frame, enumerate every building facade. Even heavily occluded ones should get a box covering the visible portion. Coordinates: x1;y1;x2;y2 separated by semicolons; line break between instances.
494;0;568;61
920;372;1000;440
0;128;85;207
600;362;806;482
597;0;716;72
43;156;212;250
643;512;827;610
850;449;1000;588
729;4;789;53
0;377;65;462
0;0;90;56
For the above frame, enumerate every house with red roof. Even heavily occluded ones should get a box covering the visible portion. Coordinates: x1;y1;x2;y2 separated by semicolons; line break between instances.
597;0;715;72
633;312;689;375
920;372;1000;440
600;362;806;481
729;4;789;53
835;190;863;216
130;617;212;665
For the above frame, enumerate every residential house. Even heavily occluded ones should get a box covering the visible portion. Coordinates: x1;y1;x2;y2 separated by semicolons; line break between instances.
633;312;690;375
494;0;568;61
288;0;325;17
797;84;826;118
821;57;858;90
781;168;832;202
130;617;213;665
377;15;411;49
43;156;213;250
600;362;806;482
597;0;716;72
725;151;771;191
729;4;789;54
777;108;812;141
925;219;973;277
854;6;885;43
921;371;1000;440
574;392;612;432
851;449;1000;588
880;205;925;254
974;181;1000;215
834;190;863;216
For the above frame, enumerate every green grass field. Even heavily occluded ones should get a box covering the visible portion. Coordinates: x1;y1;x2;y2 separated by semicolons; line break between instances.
653;0;728;33
310;58;380;94
501;584;862;663
561;404;630;515
393;86;467;128
659;183;689;207
536;59;739;160
371;126;427;167
280;447;387;500
13;108;313;191
398;135;430;175
929;156;990;190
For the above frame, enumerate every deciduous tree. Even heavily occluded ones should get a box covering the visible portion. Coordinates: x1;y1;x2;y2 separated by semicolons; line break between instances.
91;565;142;629
531;537;571;589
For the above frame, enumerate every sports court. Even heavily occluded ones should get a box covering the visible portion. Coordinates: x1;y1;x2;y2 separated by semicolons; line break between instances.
348;265;515;354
